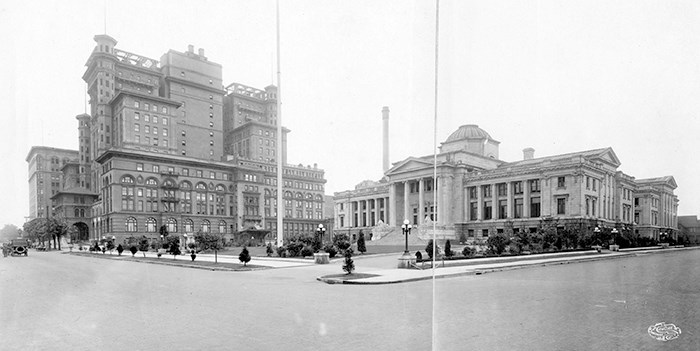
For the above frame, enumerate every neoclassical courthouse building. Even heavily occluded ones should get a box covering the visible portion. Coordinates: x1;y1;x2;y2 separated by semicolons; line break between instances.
26;35;327;243
334;121;679;243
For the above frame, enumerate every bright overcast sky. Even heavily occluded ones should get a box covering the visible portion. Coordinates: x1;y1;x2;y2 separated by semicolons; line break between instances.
1;0;699;227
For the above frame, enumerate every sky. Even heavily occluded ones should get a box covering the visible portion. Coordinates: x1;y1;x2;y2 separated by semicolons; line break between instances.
1;0;699;228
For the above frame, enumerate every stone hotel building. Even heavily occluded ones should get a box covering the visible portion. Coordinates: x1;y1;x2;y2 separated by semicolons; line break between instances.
27;35;327;244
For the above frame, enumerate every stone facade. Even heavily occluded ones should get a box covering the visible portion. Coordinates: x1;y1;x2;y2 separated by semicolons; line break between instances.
334;124;679;242
27;35;327;244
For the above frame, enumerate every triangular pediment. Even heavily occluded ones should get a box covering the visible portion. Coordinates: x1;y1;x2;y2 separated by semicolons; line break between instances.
589;147;621;167
385;157;434;176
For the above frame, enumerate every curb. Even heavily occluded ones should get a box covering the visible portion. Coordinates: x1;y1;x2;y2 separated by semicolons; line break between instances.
317;246;700;285
64;252;269;272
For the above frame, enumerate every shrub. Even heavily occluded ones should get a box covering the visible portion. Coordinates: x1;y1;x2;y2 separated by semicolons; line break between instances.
486;232;510;255
342;248;355;274
169;242;181;258
301;245;314;257
458;232;467;244
266;243;273;257
425;240;440;259
116;244;124;256
357;232;367;254
138;238;150;257
276;245;287;257
322;244;338;258
239;247;251;266
129;245;138;257
444;240;453;258
286;240;304;257
462;246;476;258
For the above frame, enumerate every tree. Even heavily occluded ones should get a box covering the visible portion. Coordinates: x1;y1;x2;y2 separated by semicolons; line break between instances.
356;231;366;255
239;246;251;266
138;237;150;257
444;239;453;257
116;244;124;256
129;245;138;257
0;224;20;243
169;241;181;259
106;240;116;255
195;231;223;263
342;247;355;274
266;243;273;257
425;240;440;259
486;232;510;255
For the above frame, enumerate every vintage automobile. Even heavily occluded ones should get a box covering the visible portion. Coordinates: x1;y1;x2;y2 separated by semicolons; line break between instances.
10;239;29;256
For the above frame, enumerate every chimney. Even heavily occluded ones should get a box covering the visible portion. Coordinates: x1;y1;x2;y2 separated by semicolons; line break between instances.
198;48;205;57
188;44;194;53
382;106;390;173
523;147;535;160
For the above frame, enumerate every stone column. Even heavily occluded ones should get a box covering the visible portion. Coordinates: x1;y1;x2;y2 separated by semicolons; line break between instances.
365;199;372;227
345;198;351;228
444;175;454;225
523;180;530;218
477;184;483;220
541;177;550;217
389;183;396;226
418;178;425;225
374;198;380;226
507;181;513;218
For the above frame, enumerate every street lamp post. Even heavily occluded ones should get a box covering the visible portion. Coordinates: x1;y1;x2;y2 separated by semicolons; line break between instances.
611;228;619;251
397;219;415;269
401;219;412;254
316;224;326;248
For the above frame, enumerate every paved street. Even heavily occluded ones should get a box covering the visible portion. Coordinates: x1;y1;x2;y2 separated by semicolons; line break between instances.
1;249;698;350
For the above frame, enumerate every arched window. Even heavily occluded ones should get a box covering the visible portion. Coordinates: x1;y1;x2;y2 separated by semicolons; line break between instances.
195;183;206;191
146;217;156;232
201;219;210;233
121;176;135;184
79;209;85;217
184;219;193;233
163;179;175;187
126;217;137;232
145;178;158;186
74;208;80;217
167;218;177;233
218;220;226;234
216;184;225;192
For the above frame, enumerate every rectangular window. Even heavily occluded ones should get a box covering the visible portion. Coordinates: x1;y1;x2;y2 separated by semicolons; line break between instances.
153;165;159;173
482;229;489;237
530;179;540;193
513;181;523;195
153;116;158;124
557;176;566;188
469;187;477;199
592;179;597;191
514;198;523;218
134;124;140;132
483;201;492;220
497;183;507;197
136;163;143;171
530;197;541;217
210;172;215;179
469;202;477;221
196;170;203;177
145;114;150;122
557;198;566;215
135;135;140;143
134;112;140;120
145;125;150;134
182;168;189;176
134;101;140;108
482;185;492;198
498;200;507;219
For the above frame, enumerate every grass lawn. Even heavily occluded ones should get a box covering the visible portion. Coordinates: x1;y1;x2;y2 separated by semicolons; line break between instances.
68;252;266;271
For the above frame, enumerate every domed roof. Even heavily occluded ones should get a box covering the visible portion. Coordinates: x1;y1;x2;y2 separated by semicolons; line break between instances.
444;124;492;143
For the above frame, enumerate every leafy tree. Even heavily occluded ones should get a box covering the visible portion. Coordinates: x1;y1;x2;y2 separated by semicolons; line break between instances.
266;243;273;257
0;224;20;243
444;239;453;257
159;225;169;238
138;237;150;257
356;231;366;255
342;248;355;274
425;240;440;259
169;241;181;259
323;243;338;258
106;240;116;254
195;231;223;263
486;232;510;255
239;246;251;266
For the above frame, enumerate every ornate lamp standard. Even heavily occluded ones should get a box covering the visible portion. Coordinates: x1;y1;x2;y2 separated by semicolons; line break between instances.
316;223;326;246
401;219;412;254
610;228;619;251
397;219;415;268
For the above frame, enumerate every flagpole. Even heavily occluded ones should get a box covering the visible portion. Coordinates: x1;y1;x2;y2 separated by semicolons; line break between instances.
275;0;284;248
432;0;440;350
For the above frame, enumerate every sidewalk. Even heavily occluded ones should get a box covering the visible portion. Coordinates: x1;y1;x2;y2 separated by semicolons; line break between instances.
317;245;700;285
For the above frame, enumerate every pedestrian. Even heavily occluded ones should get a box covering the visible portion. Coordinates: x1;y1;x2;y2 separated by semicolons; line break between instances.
190;249;196;262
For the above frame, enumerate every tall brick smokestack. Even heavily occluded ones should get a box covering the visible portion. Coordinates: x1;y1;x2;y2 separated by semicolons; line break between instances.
382;106;390;173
